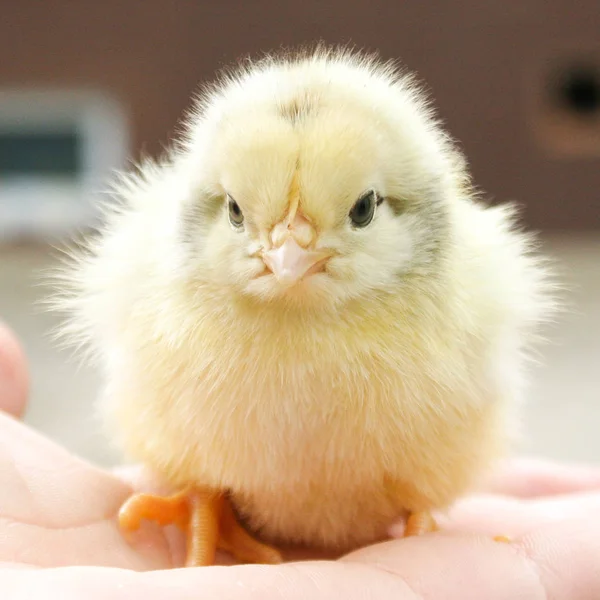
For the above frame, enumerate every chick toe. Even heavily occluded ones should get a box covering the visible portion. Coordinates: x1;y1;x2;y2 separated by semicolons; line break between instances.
118;488;281;566
217;497;283;565
118;489;190;533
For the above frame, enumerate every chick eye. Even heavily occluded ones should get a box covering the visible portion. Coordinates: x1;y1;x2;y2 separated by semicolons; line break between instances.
349;190;379;228
227;195;244;228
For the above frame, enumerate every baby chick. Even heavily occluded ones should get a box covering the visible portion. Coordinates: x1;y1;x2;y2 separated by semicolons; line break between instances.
53;47;554;567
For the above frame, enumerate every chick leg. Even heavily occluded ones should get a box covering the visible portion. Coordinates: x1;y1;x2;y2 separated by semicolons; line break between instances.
403;511;439;537
118;488;282;566
185;489;222;566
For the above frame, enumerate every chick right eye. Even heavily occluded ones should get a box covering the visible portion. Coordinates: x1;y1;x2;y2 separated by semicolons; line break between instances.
349;190;378;228
227;195;244;228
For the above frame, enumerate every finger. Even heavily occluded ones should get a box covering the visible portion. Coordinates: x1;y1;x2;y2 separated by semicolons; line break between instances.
348;508;600;600
0;322;28;418
389;490;600;540
440;490;600;538
112;465;178;497
480;457;600;498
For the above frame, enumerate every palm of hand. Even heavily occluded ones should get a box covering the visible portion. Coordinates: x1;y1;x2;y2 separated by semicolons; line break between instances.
0;412;174;571
2;323;600;599
4;410;600;600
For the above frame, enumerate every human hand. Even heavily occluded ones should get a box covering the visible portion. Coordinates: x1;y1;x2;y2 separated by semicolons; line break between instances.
2;321;600;599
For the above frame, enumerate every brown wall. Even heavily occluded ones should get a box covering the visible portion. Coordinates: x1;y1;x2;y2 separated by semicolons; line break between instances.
2;1;599;230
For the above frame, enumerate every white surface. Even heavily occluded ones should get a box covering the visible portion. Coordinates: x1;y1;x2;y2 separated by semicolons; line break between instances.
0;235;599;467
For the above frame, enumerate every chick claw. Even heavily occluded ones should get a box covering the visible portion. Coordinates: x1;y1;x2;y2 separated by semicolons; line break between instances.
118;488;283;567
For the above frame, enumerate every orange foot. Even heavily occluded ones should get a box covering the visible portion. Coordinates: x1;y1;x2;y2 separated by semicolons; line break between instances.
403;511;439;537
402;511;512;545
118;488;283;567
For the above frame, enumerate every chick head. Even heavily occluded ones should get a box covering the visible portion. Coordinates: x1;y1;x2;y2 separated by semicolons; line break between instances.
175;49;463;309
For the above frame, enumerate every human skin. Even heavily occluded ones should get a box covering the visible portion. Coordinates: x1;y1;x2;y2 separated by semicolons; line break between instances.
1;321;600;599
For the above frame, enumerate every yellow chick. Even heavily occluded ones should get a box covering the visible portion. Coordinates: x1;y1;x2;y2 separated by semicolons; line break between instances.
53;47;554;566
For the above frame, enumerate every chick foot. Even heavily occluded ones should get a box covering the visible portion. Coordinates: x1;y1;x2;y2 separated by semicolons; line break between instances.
403;510;439;537
118;488;283;566
401;510;512;545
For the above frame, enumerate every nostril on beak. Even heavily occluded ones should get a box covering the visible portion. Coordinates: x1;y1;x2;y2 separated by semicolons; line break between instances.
271;211;315;249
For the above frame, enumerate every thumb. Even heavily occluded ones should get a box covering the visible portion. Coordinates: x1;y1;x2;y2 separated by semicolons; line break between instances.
0;322;29;418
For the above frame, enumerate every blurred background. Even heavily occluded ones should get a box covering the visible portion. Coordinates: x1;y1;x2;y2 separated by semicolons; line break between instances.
0;2;598;466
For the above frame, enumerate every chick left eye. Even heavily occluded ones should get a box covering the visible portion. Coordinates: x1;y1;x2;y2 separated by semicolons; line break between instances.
227;195;244;228
349;190;379;228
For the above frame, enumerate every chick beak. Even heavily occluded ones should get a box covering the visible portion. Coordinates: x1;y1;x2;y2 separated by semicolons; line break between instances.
263;237;329;285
